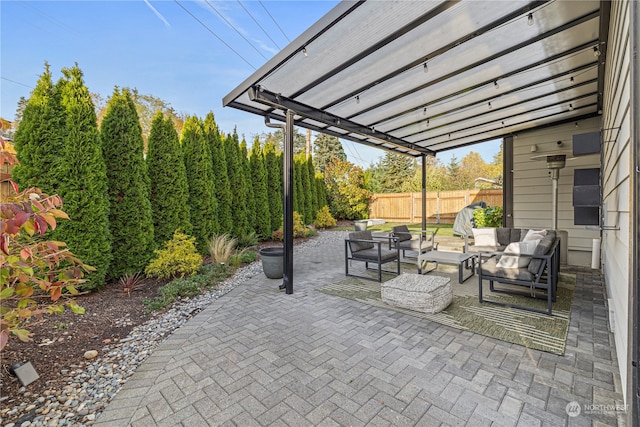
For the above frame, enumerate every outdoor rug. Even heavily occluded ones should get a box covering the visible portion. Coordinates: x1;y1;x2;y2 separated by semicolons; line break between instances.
318;270;576;355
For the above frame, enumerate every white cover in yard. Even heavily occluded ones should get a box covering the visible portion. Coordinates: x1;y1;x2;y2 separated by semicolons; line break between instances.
381;273;451;314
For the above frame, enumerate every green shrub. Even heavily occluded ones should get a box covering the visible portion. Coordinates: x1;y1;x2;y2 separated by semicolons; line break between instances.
473;206;504;228
143;264;233;311
145;231;203;279
271;211;317;240
314;205;337;229
237;231;259;248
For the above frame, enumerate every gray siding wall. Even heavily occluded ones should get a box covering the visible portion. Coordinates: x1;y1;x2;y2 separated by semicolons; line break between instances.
601;0;632;401
512;118;601;266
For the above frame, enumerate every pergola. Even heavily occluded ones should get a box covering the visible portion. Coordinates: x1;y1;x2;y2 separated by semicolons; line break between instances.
222;0;609;294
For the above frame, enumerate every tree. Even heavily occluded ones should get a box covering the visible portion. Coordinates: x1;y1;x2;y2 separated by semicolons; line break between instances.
249;137;271;238
147;112;191;247
324;158;371;220
225;130;249;237
258;127;306;155
293;154;305;220
376;152;416;193
300;154;314;224
307;154;319;219
100;88;154;278
12;63;65;194
446;155;462;190
203;112;233;235
459;151;490;189
181;115;217;253
264;141;283;232
55;64;112;288
313;133;347;173
240;139;255;236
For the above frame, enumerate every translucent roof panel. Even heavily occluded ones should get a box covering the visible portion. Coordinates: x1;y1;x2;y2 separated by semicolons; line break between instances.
223;0;608;157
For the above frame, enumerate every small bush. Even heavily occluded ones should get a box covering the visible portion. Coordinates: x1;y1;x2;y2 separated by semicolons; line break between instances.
314;205;337;229
119;272;144;296
144;263;233;311
209;234;237;264
145;231;203;279
473;206;504;228
237;231;259;248
271;211;312;240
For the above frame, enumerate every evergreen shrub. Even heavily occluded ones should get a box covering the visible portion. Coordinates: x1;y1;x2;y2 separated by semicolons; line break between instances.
145;231;203;279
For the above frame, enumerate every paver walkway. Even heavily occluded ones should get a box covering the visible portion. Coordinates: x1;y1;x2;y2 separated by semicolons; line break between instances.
95;232;625;426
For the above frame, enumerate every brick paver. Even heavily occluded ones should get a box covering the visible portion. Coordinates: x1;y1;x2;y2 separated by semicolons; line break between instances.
95;232;626;426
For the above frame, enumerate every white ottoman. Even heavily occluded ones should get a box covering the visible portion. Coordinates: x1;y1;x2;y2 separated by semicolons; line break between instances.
381;273;452;314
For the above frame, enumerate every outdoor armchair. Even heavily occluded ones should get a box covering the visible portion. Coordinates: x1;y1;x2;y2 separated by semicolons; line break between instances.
345;230;400;282
390;225;436;259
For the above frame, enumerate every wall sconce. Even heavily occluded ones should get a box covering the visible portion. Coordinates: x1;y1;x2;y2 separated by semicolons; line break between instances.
530;144;538;152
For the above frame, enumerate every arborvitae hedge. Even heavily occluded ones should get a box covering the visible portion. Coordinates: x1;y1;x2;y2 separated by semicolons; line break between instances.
293;155;306;224
307;154;319;219
316;172;328;208
240;139;255;236
263;142;282;232
147;112;192;248
301;154;313;224
225;131;248;238
204;112;233;235
12;62;65;194
181;115;217;253
249;137;271;239
100;88;155;278
55;65;112;289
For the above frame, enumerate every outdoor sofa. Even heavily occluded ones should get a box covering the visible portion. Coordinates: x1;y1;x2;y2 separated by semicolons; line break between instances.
473;228;561;315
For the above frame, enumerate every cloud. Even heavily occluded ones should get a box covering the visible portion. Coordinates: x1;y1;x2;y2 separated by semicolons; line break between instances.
144;0;171;28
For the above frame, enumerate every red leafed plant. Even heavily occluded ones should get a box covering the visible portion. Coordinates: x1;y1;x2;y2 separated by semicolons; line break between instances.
0;130;93;351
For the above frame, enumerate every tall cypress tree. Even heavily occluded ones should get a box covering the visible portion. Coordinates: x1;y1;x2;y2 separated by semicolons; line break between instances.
301;154;313;224
240;139;255;236
203;112;232;235
12;62;65;194
264;141;282;232
181;115;217;253
293;154;306;222
307;154;319;220
100;88;154;278
225;130;248;238
147;112;191;247
316;172;328;208
55;64;111;288
249;137;271;238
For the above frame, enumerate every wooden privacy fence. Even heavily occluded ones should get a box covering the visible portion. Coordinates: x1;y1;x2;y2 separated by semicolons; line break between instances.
368;189;503;224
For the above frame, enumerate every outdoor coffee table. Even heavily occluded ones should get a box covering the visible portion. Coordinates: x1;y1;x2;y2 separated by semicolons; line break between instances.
418;250;477;283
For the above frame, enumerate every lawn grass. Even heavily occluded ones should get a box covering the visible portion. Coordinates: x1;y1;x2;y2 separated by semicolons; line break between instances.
332;221;454;237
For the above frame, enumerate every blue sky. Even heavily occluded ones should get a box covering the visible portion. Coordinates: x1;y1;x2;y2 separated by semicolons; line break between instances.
1;0;500;167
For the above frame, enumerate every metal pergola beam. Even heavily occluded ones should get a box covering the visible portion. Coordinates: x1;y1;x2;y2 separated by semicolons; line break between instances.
248;86;435;156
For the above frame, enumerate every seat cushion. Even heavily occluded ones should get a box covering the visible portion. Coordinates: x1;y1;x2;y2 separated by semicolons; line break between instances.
391;225;412;242
480;258;534;281
351;247;398;262
348;230;374;252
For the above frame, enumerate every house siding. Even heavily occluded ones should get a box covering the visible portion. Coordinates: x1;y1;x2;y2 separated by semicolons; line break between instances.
512;118;601;266
601;0;632;402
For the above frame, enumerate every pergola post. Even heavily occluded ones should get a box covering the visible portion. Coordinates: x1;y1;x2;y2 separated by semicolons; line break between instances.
283;109;294;294
421;154;427;231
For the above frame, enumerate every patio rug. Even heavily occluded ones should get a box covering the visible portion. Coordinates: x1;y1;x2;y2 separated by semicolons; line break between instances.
318;271;576;355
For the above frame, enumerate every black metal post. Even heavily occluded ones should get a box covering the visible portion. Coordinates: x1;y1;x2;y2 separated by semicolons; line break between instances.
283;110;294;294
421;154;427;232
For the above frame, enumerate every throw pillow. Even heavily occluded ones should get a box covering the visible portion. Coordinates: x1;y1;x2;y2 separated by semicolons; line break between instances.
496;240;539;268
472;228;497;246
523;229;548;242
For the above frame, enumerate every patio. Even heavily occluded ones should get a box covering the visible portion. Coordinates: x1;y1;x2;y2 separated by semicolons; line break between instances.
95;231;624;426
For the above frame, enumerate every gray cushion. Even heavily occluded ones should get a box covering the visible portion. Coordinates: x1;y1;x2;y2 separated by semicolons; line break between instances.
348;230;374;253
392;225;412;242
496;228;512;246
351;248;398;262
528;234;555;274
480;258;534;281
398;239;432;252
511;228;526;242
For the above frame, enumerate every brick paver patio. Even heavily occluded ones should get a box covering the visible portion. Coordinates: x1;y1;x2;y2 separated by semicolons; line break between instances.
95;231;625;426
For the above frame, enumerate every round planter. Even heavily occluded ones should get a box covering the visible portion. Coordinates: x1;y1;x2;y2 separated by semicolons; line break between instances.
354;220;368;231
259;247;284;279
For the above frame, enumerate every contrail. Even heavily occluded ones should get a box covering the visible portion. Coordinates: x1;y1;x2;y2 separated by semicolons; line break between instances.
144;0;171;28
